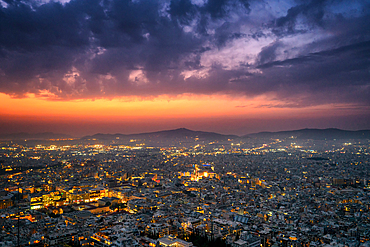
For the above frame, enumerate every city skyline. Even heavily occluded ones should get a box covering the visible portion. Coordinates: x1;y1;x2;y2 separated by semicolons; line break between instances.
0;0;369;135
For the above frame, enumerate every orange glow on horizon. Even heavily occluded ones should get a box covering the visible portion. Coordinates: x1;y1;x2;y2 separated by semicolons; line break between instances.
0;93;364;122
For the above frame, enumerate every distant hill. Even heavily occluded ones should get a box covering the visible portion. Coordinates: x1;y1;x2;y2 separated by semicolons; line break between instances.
0;132;73;140
245;128;370;140
82;128;238;144
132;128;237;140
2;128;369;143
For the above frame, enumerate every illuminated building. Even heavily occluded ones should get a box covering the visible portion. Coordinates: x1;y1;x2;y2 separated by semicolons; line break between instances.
158;235;194;247
0;195;13;209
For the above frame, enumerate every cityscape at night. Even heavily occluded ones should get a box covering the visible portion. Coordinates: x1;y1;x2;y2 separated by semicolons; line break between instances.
1;130;370;246
0;0;370;246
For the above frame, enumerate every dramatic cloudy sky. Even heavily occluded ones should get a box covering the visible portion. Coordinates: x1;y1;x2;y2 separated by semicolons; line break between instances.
0;0;369;136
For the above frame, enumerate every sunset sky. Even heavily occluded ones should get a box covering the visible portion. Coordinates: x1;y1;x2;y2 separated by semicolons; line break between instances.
0;0;369;136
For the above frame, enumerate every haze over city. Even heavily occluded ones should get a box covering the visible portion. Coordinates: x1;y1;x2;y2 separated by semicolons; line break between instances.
0;0;369;136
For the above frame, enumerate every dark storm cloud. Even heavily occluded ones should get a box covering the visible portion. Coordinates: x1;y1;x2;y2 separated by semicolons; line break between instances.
0;0;369;108
254;40;370;105
0;0;89;51
204;0;250;19
272;0;327;35
257;41;281;65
